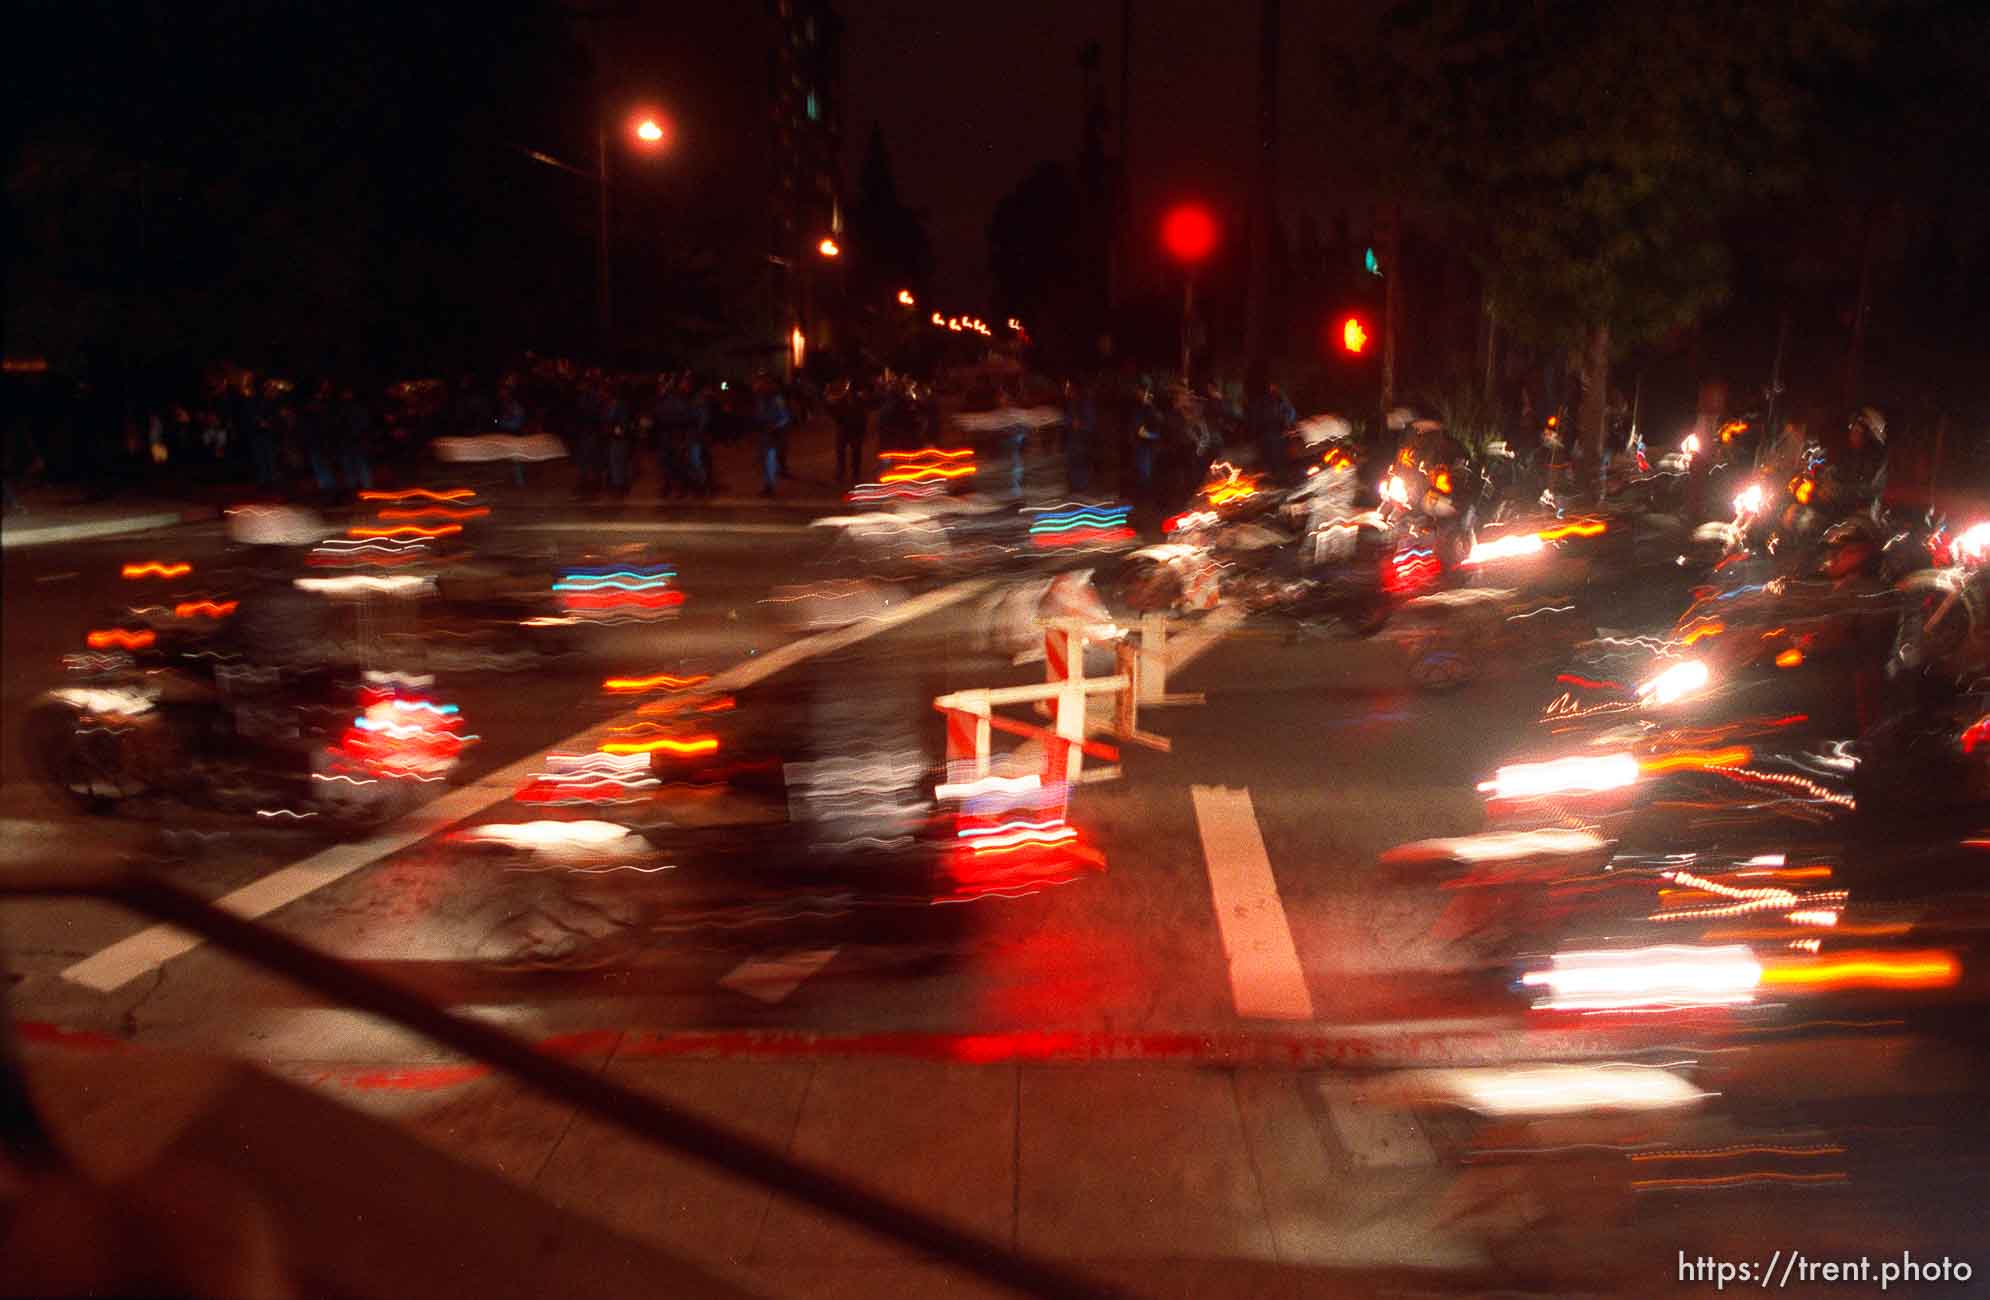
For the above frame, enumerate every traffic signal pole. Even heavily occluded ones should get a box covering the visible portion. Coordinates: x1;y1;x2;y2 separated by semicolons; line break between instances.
1380;202;1399;425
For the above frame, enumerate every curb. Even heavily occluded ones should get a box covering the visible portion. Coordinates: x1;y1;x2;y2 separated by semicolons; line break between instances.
0;504;223;550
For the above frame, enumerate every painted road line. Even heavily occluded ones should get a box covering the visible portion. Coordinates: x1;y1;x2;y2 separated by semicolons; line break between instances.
60;575;996;994
1190;784;1316;1021
717;947;841;1004
514;520;812;536
1;512;191;549
1165;602;1247;674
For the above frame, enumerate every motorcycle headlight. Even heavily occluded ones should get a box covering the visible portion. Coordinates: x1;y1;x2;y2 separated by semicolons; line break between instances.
1637;659;1710;706
1732;483;1765;518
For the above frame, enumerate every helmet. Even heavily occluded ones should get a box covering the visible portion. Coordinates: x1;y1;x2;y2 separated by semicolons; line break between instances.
1385;407;1417;432
1854;407;1887;444
1295;414;1352;447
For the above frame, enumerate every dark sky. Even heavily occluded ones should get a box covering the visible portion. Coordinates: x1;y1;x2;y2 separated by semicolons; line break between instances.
839;0;1360;309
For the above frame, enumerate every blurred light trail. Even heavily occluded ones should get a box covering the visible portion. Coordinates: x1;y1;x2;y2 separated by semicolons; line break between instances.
603;671;709;693
85;628;155;650
1632;1171;1847;1191
349;524;463;539
173;600;237;619
293;575;434;595
1422;1063;1708;1115
120;561;191;579
376;506;490;520
1538;517;1607;540
1638;659;1711;705
454;820;646;851
1759;949;1960;990
358;488;475;502
597;735;718;756
1479;752;1638;798
1463;532;1544;565
1521;945;1761;1010
1637;746;1751;775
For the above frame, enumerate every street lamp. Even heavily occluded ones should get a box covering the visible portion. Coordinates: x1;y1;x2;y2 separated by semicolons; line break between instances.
898;288;916;306
1162;203;1219;382
518;109;672;353
817;236;841;258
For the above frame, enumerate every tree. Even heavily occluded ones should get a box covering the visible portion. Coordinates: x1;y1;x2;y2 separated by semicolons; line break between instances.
1339;0;1858;471
987;162;1078;342
847;126;933;305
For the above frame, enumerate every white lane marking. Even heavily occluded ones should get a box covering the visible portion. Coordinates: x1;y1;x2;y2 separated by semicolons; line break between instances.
60;576;995;993
1166;602;1247;674
514;520;810;536
1190;785;1315;1021
717;947;841;1004
1;513;191;548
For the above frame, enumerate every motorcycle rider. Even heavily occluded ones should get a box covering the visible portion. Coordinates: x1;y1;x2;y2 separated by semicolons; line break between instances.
217;506;346;750
1247;381;1296;484
1834;407;1889;509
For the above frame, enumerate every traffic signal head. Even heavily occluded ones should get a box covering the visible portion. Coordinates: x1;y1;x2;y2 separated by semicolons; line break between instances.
1340;316;1369;354
1161;204;1219;264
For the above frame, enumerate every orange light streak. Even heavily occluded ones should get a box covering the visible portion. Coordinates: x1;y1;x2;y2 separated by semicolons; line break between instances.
173;600;238;618
121;562;190;578
1759;950;1960;989
348;524;463;538
359;488;475;501
879;464;977;483
86;628;155;649
376;506;491;520
878;447;973;461
1637;746;1751;775
1538;518;1607;540
598;736;720;756
602;672;710;693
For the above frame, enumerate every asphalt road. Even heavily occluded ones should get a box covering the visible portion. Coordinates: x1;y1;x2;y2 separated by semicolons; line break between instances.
5;507;1989;1285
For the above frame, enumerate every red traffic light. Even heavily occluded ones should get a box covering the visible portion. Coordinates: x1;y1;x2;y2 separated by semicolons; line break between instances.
1161;204;1218;264
1340;316;1370;354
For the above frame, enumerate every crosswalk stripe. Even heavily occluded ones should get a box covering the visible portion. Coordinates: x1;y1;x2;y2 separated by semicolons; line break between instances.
1190;785;1316;1021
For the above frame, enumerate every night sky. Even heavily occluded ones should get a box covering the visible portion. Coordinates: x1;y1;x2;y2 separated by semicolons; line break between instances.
839;0;1361;306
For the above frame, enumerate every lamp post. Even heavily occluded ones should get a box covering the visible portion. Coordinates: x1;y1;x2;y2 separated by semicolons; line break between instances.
525;112;668;356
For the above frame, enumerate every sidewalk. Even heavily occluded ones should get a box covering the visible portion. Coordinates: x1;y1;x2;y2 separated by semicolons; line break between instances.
0;420;863;549
14;1033;1509;1299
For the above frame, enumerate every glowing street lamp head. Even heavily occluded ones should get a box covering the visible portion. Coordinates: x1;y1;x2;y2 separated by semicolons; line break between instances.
817;237;841;258
634;118;665;143
897;288;915;306
1341;316;1370;354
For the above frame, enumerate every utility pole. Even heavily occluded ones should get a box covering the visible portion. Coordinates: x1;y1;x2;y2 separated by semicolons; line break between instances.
1843;201;1879;407
1112;0;1134;312
596;120;611;354
1760;309;1789;470
1242;0;1280;396
1379;202;1400;424
1483;293;1497;405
